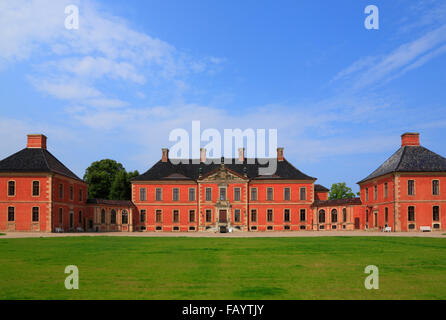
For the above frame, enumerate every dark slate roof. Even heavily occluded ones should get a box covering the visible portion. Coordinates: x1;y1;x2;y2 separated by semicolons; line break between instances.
132;158;316;182
315;184;329;192
0;148;83;182
313;197;362;207
358;146;446;184
86;199;135;207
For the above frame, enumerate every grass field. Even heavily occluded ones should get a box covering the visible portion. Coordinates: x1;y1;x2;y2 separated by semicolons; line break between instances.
0;236;446;300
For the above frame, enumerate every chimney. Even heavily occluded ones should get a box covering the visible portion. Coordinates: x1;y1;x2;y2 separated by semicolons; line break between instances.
200;148;207;163
277;147;284;162
27;134;47;149
238;148;245;163
162;148;169;163
401;133;420;147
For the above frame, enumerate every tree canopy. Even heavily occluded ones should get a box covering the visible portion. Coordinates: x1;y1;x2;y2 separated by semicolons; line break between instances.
83;159;139;200
328;182;357;200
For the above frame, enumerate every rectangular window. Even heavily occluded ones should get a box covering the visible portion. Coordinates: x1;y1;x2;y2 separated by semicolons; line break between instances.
8;207;15;222
173;210;179;223
234;209;241;223
408;206;415;222
156;210;162;223
173;188;179;201
79;189;83;202
140;210;146;223
8;181;15;196
284;188;291;201
59;184;63;199
408;180;415;196
140;188;147;201
189;188;196;201
234;188;241;201
384;183;388;199
189;210;195;223
32;181;40;196
70;186;74;201
251;188;258;201
433;180;440;196
78;211;82;224
433;206;440;222
267;209;273;222
206;210;212;223
366;188;369;201
284;209;290;222
59;208;63;225
374;185;378;200
251;210;257;222
69;212;74;228
267;188;273;201
300;188;306;201
385;208;389;223
205;188;212;201
300;209;306;222
156;188;162;201
220;188;226;201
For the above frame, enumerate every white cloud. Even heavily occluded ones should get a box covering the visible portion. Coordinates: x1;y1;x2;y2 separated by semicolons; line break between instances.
0;0;224;106
333;24;446;90
30;78;102;100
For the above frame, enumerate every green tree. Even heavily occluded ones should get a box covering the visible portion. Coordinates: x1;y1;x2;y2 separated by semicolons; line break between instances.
83;159;125;199
329;182;357;200
109;170;129;200
109;170;140;200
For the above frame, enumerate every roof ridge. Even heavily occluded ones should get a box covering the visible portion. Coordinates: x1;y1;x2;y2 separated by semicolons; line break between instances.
394;146;406;171
40;148;51;171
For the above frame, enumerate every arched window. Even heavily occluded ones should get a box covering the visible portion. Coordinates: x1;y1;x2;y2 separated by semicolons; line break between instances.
101;209;106;224
331;209;338;223
319;210;326;223
342;208;347;222
122;210;129;225
111;210;117;224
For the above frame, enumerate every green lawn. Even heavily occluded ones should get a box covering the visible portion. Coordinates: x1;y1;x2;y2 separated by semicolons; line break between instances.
0;236;445;300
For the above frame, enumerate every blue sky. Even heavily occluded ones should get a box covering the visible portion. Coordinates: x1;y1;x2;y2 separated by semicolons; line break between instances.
1;0;446;192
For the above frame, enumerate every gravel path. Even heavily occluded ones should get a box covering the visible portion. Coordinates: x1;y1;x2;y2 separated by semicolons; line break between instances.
1;231;446;239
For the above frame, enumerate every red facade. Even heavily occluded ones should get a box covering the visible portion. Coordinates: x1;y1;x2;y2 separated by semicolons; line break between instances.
1;133;445;233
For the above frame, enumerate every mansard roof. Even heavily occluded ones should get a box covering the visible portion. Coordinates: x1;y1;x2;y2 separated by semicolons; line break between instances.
358;146;446;184
0;148;83;182
132;158;316;182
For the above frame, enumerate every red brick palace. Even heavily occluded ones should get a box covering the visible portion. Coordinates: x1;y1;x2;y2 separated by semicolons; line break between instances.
0;133;445;233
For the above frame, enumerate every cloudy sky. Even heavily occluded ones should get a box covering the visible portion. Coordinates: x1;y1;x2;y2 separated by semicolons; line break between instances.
1;0;446;191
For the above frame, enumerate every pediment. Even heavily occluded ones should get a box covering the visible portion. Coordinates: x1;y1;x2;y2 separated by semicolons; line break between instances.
200;167;247;182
